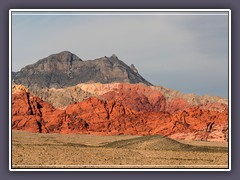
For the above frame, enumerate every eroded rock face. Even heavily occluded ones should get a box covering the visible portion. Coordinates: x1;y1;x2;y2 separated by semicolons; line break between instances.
31;86;93;109
101;83;166;112
13;51;152;91
12;83;30;94
168;107;228;142
11;85;228;142
166;98;190;114
12;86;50;133
28;82;228;110
151;85;228;105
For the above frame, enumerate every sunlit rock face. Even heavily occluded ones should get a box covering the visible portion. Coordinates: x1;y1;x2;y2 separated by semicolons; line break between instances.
12;84;228;142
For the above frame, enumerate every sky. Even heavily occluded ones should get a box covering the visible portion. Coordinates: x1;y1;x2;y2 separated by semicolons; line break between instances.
11;11;229;98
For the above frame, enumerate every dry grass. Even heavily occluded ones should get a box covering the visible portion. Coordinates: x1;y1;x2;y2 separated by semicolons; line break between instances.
11;131;229;169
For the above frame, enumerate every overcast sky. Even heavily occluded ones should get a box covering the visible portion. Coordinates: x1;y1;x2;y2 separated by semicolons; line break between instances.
11;11;229;98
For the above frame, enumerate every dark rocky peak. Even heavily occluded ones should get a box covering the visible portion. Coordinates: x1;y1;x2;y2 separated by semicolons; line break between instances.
130;64;139;74
106;54;130;68
97;54;123;67
107;54;120;63
46;51;82;63
111;54;118;59
13;51;153;90
19;51;83;73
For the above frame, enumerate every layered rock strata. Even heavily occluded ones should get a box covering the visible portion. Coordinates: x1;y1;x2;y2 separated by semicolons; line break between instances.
12;84;228;142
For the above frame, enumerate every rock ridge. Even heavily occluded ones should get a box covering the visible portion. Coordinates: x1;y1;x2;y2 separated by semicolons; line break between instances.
12;84;228;142
13;51;152;90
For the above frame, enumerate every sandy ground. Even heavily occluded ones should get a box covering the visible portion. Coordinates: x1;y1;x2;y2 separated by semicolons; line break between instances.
11;131;229;169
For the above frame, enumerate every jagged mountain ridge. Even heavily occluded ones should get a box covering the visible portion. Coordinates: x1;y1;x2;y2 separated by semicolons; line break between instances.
13;51;152;90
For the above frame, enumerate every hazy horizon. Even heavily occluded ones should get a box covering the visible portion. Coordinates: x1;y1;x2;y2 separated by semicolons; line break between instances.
11;11;229;98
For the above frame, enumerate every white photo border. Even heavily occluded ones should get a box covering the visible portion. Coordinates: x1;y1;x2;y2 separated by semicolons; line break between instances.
9;9;231;172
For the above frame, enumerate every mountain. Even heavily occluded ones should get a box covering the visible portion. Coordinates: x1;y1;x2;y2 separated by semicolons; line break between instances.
12;84;228;142
13;51;152;90
11;51;228;142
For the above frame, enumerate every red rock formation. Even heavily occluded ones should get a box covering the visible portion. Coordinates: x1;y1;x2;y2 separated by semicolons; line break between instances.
11;84;229;142
167;107;228;142
12;88;49;133
101;83;166;112
199;102;228;112
166;98;190;114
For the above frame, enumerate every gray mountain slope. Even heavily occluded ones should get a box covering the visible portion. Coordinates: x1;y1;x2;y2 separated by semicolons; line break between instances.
13;51;152;90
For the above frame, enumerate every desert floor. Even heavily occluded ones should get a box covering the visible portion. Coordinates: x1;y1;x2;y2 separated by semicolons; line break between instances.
11;130;229;169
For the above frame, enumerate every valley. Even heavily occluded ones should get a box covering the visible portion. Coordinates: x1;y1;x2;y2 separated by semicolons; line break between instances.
12;131;228;169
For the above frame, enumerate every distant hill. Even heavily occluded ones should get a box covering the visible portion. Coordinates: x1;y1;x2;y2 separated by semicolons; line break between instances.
13;51;152;90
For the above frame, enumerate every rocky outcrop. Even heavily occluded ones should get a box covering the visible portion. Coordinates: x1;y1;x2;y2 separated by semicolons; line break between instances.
168;107;228;142
101;83;166;112
12;85;50;133
130;64;139;74
12;83;30;93
166;98;190;114
12;85;228;142
29;83;228;110
31;87;93;109
151;85;228;105
13;51;152;91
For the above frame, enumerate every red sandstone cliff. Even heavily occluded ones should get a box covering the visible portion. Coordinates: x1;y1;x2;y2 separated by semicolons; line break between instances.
11;84;228;142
